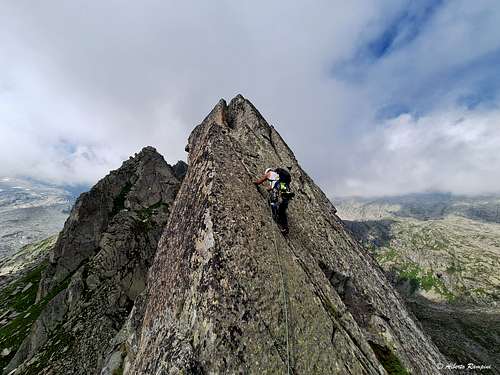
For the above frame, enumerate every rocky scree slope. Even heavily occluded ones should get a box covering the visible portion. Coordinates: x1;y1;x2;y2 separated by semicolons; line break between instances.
129;95;445;374
4;147;184;375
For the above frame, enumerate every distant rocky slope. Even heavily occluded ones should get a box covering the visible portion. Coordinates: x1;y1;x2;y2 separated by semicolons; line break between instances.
337;193;500;223
336;195;500;304
2;96;447;374
336;195;500;371
0;178;73;258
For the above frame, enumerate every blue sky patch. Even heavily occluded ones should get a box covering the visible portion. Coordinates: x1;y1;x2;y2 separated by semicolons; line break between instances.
366;0;445;60
375;103;412;121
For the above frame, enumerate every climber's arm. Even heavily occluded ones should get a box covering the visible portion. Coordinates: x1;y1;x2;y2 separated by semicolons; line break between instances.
254;173;269;186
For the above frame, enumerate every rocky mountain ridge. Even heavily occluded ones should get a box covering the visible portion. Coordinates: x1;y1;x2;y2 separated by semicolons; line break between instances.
3;147;185;374
3;96;447;374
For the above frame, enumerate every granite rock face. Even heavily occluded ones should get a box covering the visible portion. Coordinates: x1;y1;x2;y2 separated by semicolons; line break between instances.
5;147;181;374
130;96;445;374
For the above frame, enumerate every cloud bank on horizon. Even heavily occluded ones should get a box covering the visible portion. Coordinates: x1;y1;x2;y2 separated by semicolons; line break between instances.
1;0;499;197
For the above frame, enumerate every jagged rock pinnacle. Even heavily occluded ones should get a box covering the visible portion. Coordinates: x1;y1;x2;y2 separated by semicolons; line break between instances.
129;96;445;374
5;148;182;375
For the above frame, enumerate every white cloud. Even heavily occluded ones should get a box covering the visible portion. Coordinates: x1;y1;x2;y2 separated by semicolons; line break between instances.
0;1;499;196
332;107;500;196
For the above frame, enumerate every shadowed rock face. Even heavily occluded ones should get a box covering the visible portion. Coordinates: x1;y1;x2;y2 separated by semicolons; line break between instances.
130;96;445;374
5;147;182;375
37;146;180;300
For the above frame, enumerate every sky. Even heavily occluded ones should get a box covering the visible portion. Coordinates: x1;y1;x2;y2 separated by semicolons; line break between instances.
1;0;500;197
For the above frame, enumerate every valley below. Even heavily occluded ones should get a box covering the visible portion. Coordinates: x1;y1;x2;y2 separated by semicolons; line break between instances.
0;177;76;258
335;193;500;370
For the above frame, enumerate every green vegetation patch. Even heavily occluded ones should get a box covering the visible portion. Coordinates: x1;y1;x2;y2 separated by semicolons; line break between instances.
0;265;72;372
0;234;59;369
397;262;455;301
134;201;169;232
112;363;124;375
0;261;46;371
137;200;168;221
112;181;133;215
376;247;398;263
24;236;57;255
22;321;75;375
0;262;46;314
369;342;410;375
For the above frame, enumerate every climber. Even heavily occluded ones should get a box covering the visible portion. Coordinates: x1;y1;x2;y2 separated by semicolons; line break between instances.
254;167;294;234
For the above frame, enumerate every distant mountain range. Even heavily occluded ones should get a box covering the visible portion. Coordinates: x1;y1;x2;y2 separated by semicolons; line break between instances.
335;192;500;304
335;192;500;369
0;177;85;258
336;192;500;223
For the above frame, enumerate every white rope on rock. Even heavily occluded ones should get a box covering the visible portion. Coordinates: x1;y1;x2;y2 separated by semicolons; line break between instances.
271;228;291;375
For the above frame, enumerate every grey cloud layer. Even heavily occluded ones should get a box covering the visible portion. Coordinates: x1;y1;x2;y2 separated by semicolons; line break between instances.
1;1;499;196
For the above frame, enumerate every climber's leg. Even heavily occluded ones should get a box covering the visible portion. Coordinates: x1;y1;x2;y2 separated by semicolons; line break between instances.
269;190;279;221
278;198;289;233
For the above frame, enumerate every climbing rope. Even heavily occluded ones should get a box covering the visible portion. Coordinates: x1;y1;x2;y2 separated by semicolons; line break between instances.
231;148;292;373
271;226;292;375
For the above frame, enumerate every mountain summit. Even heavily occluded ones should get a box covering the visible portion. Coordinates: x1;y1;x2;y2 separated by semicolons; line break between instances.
4;95;444;374
129;95;444;374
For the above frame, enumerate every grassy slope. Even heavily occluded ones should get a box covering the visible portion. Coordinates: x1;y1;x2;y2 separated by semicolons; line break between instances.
372;216;500;303
0;236;57;371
